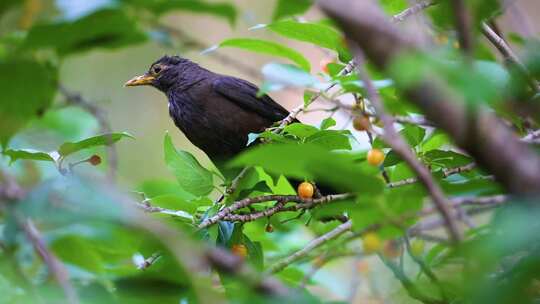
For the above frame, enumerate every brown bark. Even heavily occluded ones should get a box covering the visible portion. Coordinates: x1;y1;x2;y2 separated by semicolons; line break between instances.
318;0;540;195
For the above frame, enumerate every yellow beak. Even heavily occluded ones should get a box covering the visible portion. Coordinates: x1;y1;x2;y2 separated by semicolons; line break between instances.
124;73;155;87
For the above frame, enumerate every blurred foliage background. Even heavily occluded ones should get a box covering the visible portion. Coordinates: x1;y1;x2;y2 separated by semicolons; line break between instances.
1;0;540;303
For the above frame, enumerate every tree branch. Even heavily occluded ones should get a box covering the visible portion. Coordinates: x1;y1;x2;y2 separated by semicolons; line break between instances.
274;0;430;132
59;85;118;182
481;22;539;92
198;193;352;229
22;219;79;304
275;61;356;130
451;0;474;57
266;220;352;274
353;49;461;242
404;235;448;301
391;0;436;23
318;0;540;195
379;254;446;304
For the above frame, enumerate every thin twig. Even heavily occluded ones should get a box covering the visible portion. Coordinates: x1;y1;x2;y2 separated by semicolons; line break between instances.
451;0;474;58
481;22;521;68
226;167;251;195
379;254;445;304
23;219;79;304
353;48;461;242
391;0;436;23
481;23;539;92
298;253;330;289
266;220;353;274
59;85;118;182
137;199;194;221
319;0;540;194
198;193;352;229
275;61;356;130
521;129;540;143
0;170;25;201
404;235;448;301
136;252;162;270
265;194;505;277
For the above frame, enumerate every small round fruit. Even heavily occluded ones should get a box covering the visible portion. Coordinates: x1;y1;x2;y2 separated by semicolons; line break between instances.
231;244;248;259
89;155;102;166
362;232;382;254
265;224;274;233
356;260;370;273
352;116;370;131
383;240;403;259
319;58;333;74
367;149;385;166
410;240;425;257
298;182;314;199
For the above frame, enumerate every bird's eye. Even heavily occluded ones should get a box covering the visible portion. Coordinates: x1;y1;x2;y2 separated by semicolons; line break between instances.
151;65;162;74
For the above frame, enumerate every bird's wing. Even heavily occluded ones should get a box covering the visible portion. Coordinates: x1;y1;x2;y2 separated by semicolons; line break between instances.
212;76;290;122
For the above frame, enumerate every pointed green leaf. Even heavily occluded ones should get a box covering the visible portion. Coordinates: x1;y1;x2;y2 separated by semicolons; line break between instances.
0;59;57;147
231;143;383;194
164;133;214;196
216;38;311;71
272;0;313;21
2;149;56;164
123;0;237;25
260;20;351;60
58;132;134;157
24;9;147;56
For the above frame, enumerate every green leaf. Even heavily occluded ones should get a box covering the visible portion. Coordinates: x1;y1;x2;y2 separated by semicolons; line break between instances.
0;0;19;16
283;123;319;139
244;236;264;271
350;195;385;231
320;117;336;130
421;131;449;152
163;133;214;196
383;150;402;167
277;267;305;285
399;125;425;147
2;149;56;164
23;9;147;56
247;130;292;146
424;150;472;168
260;20;350;61
0;59;57;147
58;132;134;157
137;179;196;200
305;130;352;150
147;194;198;214
351;186;423;236
391;53;509;105
231;143;384;194
260;63;322;93
216;38;310;71
123;0;237;25
303;90;316;107
51;235;104;274
216;221;235;246
372;136;389;149
379;0;408;15
272;0;313;21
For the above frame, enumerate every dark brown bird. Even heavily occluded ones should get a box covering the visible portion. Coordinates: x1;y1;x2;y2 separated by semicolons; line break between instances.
125;55;289;165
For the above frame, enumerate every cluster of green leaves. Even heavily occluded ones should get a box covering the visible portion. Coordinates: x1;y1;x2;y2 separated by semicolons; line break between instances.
1;0;540;303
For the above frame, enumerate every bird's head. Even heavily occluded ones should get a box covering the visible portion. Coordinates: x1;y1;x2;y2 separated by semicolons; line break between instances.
124;55;196;92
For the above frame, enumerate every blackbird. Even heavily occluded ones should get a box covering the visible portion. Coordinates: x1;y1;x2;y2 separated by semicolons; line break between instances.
125;55;289;165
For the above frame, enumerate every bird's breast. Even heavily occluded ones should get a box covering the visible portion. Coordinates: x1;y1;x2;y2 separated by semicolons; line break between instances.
167;90;273;161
